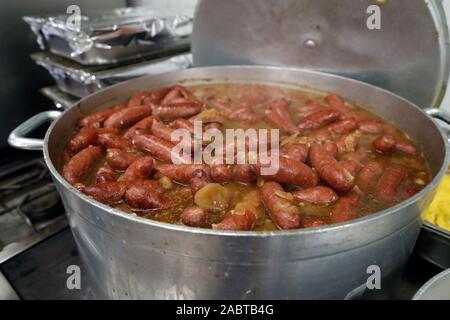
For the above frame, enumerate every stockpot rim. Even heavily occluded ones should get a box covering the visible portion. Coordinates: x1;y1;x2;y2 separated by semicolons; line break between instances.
42;65;450;238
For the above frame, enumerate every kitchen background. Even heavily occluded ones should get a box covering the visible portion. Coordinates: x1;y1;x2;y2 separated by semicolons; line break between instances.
1;0;450;152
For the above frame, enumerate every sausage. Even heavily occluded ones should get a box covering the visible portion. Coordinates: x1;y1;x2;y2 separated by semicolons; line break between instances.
172;118;195;134
324;94;352;114
335;134;358;154
78;103;126;128
160;85;195;105
104;105;152;130
152;101;202;121
82;181;128;205
358;119;382;134
376;165;408;202
338;159;361;177
309;144;355;192
105;149;140;171
260;182;301;229
125;180;167;210
373;134;397;153
67;126;98;156
328;118;358;134
181;206;207;227
123;116;155;139
150;120;176;142
292;186;338;205
265;98;299;134
133;134;190;164
396;139;417;155
213;209;258;231
210;164;232;183
303;219;327;228
204;95;231;110
154;164;210;183
298;108;341;130
98;132;133;150
356;161;384;192
95;166;116;184
228;107;259;123
330;187;363;223
62;146;102;185
256;156;318;188
189;169;210;194
234;164;257;183
345;148;368;163
323;141;338;157
127;91;152;107
280;143;309;163
121;156;155;181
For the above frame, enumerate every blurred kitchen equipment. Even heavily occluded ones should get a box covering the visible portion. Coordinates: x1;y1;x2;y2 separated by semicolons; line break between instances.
8;66;450;299
192;0;449;109
32;51;192;97
24;6;192;65
40;86;78;109
413;268;450;300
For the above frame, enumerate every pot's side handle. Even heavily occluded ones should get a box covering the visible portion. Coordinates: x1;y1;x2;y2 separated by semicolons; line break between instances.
8;110;62;151
425;108;450;144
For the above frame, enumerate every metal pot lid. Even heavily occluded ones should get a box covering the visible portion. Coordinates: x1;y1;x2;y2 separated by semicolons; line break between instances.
192;0;450;108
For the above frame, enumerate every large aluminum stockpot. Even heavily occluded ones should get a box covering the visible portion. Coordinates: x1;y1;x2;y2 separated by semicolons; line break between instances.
8;66;450;299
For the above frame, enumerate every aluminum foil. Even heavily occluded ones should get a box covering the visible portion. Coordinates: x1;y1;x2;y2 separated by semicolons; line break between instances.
24;6;192;65
31;51;193;98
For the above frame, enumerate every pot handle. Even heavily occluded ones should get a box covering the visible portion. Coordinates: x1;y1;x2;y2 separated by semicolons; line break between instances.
425;108;450;144
8;110;62;151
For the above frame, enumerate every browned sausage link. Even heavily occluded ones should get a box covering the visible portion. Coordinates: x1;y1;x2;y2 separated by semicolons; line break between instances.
82;181;128;205
121;156;155;181
324;94;353;114
280;143;309;163
265;98;299;134
67;126;98;156
373;134;397;153
309;144;355;192
189;169;210;194
95;166;116;184
228;107;260;123
234;164;257;183
133;134;190;164
213;209;258;231
78;103;126;128
123;116;156;139
152;101;202;121
62;146;102;185
104;105;152;130
396;139;417;155
127;91;152;108
98;132;134;150
148;87;173;105
376;165;408;202
338;159;361;177
358;119;382;134
335;134;358;154
292;186;338;205
297;108;341;130
260;182;301;229
105;149;140;171
323;141;338;157
154;164;210;183
356;161;384;192
125;180;168;210
328;118;358;134
172;118;195;134
303;219;327;228
330;187;363;223
150;120;176;143
160;85;195;105
256;156;318;188
210;164;232;183
181;206;207;227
